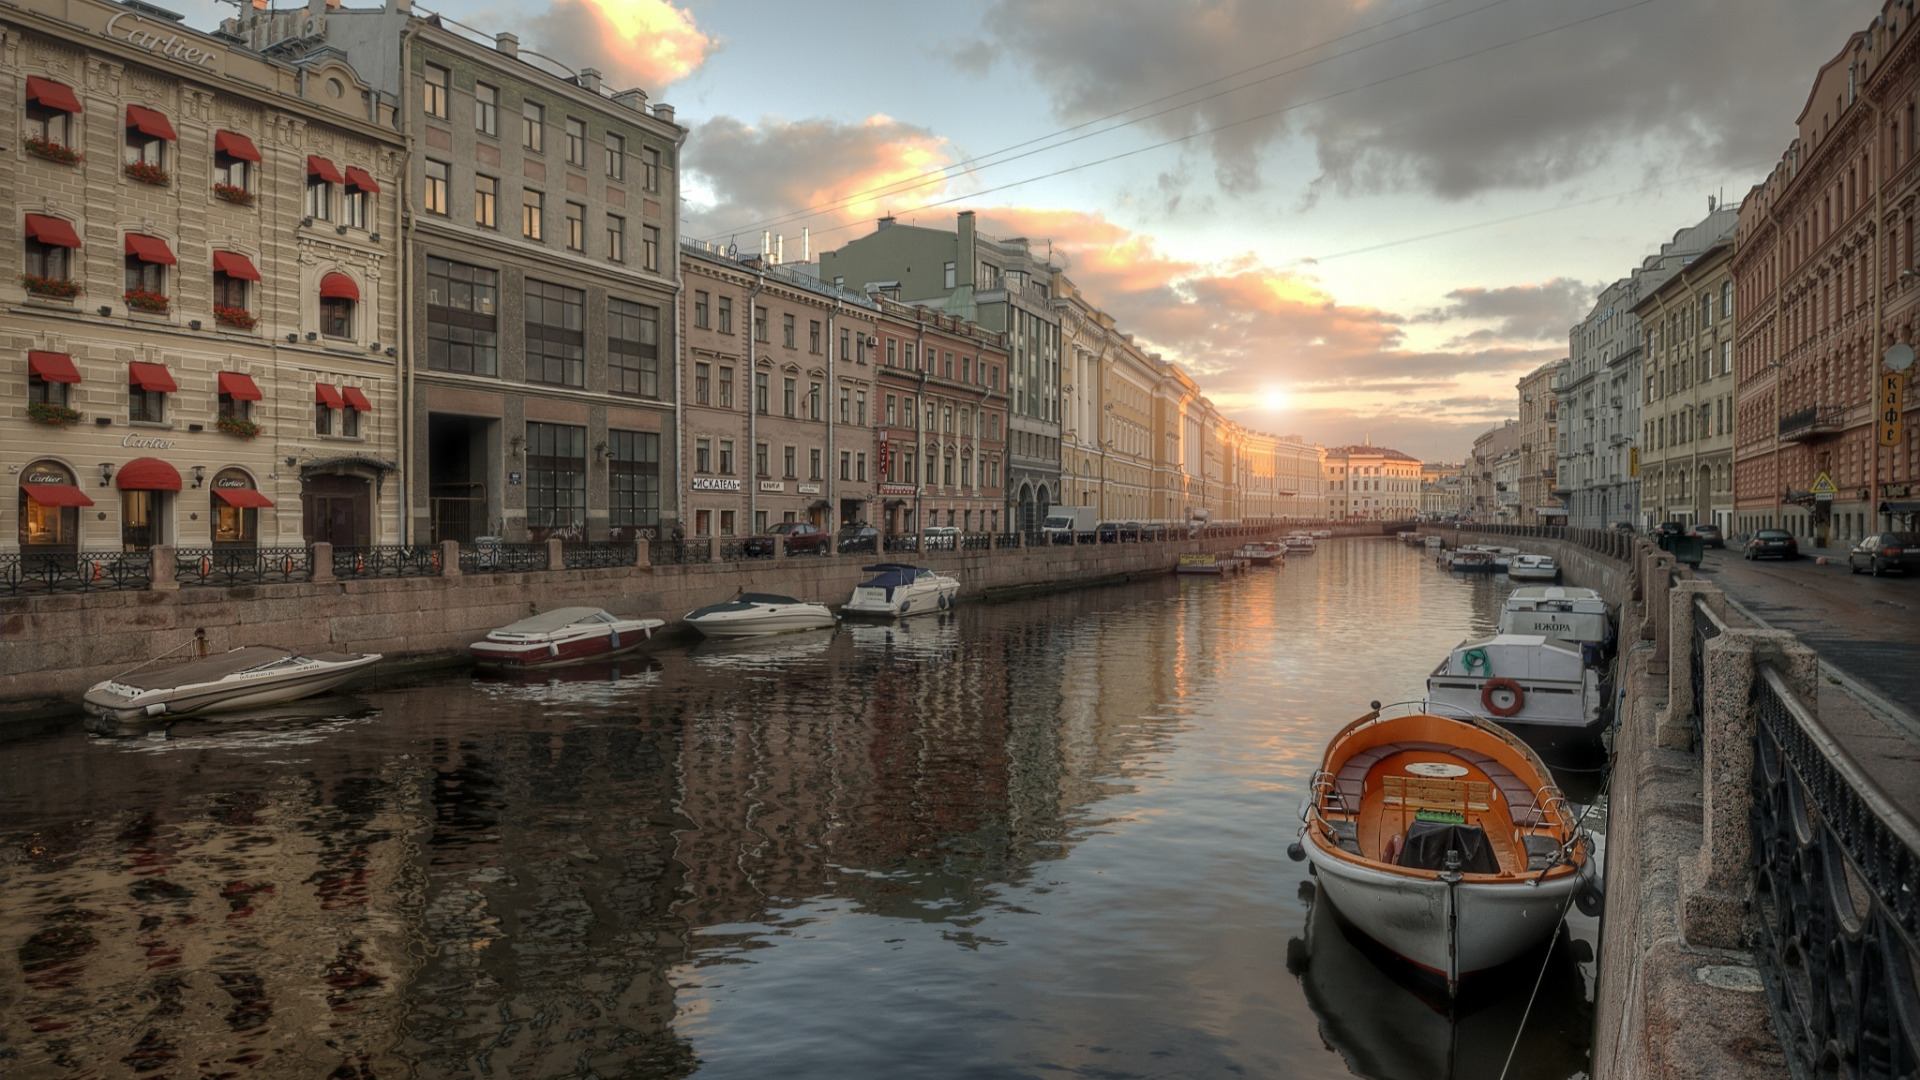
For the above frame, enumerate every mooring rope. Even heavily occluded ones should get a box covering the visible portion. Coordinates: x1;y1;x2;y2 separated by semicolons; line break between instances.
109;630;205;681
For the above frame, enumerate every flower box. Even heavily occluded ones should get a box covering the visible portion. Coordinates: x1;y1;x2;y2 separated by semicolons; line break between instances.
26;402;83;427
125;160;170;186
125;287;170;313
213;183;255;206
216;414;262;439
25;136;81;165
213;305;258;329
21;274;81;299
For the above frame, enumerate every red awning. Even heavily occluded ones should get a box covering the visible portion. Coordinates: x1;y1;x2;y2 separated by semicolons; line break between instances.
315;383;345;409
23;484;94;507
341;386;373;412
319;272;360;301
218;372;263;400
26;77;83;114
125;104;177;140
116;458;181;491
28;351;81;384
212;250;261;281
213;488;275;508
124;233;176;265
306;155;345;184
344;166;381;194
128;361;178;393
214;130;261;162
24;214;81;248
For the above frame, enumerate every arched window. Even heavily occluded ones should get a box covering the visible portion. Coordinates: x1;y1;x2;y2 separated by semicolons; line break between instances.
320;272;358;338
18;460;90;552
210;468;273;546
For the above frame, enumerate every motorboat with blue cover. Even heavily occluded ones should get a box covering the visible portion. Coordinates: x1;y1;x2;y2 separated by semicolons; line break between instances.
684;592;836;637
842;564;959;618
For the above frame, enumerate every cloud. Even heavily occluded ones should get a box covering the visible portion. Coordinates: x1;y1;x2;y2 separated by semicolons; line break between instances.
971;0;1863;200
519;0;715;92
1415;278;1597;344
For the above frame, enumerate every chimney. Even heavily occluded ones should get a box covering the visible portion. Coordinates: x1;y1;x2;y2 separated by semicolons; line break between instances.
495;32;518;57
612;88;648;113
576;68;602;93
877;215;895;230
652;103;675;124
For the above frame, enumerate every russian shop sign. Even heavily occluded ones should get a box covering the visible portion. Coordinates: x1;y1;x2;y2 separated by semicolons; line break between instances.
690;477;741;492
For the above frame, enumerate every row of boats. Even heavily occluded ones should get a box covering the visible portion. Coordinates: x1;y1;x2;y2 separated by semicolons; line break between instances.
1291;573;1613;997
1175;531;1320;575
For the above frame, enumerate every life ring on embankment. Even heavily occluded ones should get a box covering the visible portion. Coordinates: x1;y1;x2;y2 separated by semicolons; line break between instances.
1480;677;1526;717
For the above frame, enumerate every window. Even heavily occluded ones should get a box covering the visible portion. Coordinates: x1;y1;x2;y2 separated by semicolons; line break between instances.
840;387;851;423
475;175;497;228
755;306;768;343
522;100;544;152
718;297;733;333
125;107;170;172
525;279;585;386
322;295;353;338
1721;281;1733;318
643;146;661;192
719;510;735;536
719;440;734;474
424;160;449;214
608;430;660;536
784;377;796;417
565;201;585;251
783;313;796;348
810;449;822;479
26;78;79;153
423;63;449;118
522;189;544;241
696;438;711;472
695;362;710;404
609;215;628;263
525;422;586;539
944;261;956;289
23;216;75;286
426;256;499;375
27;356;72;409
856;391;866;427
840;451;851;480
755;442;769;477
755;371;769;413
641;224;658;271
129;363;170;424
213;137;253;196
784;445;797;478
809;320;821;354
475;83;498;136
124;242;167;301
213;268;247;314
843;330;852;362
343;175;371;231
608;298;660;398
857;453;867;482
566;118;586;166
606;133;625;179
886;395;897;425
694;291;710;328
305;170;333;221
809;381;821;420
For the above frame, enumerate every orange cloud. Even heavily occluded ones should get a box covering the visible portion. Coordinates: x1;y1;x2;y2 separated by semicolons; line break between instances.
523;0;715;91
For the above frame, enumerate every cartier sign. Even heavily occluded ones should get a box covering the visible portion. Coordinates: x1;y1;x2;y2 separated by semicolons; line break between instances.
104;13;222;67
24;471;68;485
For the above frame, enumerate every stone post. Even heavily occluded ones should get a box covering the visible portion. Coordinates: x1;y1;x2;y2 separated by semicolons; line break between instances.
633;538;650;568
705;537;717;562
1661;580;1726;749
312;542;334;583
440;539;461;577
148;543;178;592
773;533;787;564
547;537;564;570
1680;627;1817;947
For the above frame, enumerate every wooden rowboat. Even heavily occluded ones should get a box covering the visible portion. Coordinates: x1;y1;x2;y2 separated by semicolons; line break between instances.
1289;703;1599;996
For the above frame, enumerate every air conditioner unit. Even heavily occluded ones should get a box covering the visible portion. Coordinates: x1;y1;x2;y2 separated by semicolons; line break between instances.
866;335;878;347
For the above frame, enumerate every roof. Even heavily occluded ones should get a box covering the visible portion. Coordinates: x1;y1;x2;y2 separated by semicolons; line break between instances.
1324;444;1418;461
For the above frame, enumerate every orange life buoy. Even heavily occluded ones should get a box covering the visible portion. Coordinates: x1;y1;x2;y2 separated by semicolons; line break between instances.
200;555;212;576
1481;677;1526;717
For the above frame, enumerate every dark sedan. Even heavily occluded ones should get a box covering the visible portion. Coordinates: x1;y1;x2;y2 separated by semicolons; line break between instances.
1688;523;1725;548
1849;531;1920;576
835;524;880;554
1744;529;1799;560
744;521;829;557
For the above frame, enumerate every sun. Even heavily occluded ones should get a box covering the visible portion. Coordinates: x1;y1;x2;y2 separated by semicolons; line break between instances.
1262;387;1291;411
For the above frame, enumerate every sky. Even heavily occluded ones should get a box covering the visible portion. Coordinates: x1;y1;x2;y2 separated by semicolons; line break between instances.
184;0;1870;458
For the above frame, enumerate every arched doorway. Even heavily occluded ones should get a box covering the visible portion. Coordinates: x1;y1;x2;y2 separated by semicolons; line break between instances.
1016;482;1034;533
210;468;273;548
302;457;387;547
1033;484;1051;532
18;460;90;557
117;457;181;551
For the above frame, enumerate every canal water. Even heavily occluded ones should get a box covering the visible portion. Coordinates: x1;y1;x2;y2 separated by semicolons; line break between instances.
0;538;1602;1079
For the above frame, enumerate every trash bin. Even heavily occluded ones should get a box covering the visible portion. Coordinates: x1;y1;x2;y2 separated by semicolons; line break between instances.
474;535;502;569
1659;533;1704;565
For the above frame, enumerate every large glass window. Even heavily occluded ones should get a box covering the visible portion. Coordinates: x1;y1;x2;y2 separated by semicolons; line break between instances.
475;83;498;136
424;160;448;214
566;118;586;166
475;175;497;228
525;279;585;386
522;100;544;152
717;297;733;333
521;188;543;241
423;63;449;118
525;422;586;539
609;430;660;537
426;256;499;375
642;146;661;192
641;225;658;271
606;133;625;179
608;297;660;398
565;201;585;251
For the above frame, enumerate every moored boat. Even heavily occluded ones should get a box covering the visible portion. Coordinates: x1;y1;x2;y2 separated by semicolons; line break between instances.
1498;586;1613;662
1176;553;1247;575
684;592;836;637
842;563;959;617
1447;549;1499;572
470;607;664;669
1425;633;1607;749
1289;703;1599;995
82;646;382;728
1234;541;1285;566
1284;533;1317;553
1504;553;1560;582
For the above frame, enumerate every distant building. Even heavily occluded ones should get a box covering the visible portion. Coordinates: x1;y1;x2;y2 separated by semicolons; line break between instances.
1516;360;1566;525
1631;236;1736;531
1466;421;1521;522
1324;444;1421;520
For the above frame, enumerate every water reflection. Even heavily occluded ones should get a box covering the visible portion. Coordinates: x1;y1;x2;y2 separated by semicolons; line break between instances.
0;539;1601;1079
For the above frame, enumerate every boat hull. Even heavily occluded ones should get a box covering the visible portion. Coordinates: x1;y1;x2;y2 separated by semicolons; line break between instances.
686;606;836;637
842;581;958;618
82;654;381;725
470;622;660;669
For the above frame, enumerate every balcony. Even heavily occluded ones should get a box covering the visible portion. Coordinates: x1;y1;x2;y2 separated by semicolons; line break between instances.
1778;405;1849;442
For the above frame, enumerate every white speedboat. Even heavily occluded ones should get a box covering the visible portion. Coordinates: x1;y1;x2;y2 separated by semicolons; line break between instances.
1313;529;1334;538
1425;634;1606;747
1447;549;1498;572
843;564;959;618
1498;586;1613;662
470;607;664;669
1289;704;1599;996
82;646;381;728
1235;541;1285;566
1285;533;1317;553
1505;554;1560;582
1424;535;1444;548
684;592;836;637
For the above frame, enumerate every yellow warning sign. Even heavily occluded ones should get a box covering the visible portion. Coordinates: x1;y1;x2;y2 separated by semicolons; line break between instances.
1883;373;1905;447
1810;472;1838;495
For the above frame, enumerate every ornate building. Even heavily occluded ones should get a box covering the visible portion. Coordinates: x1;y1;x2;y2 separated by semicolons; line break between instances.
1633;235;1737;531
1516;359;1565;525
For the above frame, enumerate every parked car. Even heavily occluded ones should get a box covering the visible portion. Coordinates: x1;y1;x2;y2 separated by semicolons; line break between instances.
1608;521;1637;534
923;526;960;551
1094;521;1137;543
1653;521;1686;539
743;521;829;557
1848;531;1920;576
1744;529;1799;560
835;524;880;554
1688;523;1725;548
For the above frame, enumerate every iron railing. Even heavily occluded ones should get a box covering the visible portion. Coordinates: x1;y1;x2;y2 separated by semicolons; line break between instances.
993;533;1022;549
1750;663;1920;1079
333;545;444;578
716;539;753;562
0;551;152;594
562;541;636;570
175;546;313;587
459;543;549;573
1689;596;1725;753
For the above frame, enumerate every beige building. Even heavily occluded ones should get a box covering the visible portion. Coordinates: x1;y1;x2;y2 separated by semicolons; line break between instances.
1325;444;1422;520
1240;431;1325;521
1634;236;1737;530
1466;421;1521;522
7;0;403;557
1516;360;1566;524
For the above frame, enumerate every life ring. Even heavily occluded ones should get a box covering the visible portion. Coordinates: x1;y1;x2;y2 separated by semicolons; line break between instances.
1481;677;1526;717
1461;647;1491;675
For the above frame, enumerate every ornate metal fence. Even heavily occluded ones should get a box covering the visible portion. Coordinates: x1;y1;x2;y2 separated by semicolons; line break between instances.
1750;663;1920;1079
458;543;548;573
333;545;445;578
175;547;313;587
0;551;152;594
960;532;992;552
561;542;636;570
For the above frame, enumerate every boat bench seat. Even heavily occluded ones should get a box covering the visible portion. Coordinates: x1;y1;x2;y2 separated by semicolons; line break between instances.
1331;741;1453;807
1326;819;1361;855
1524;834;1564;870
1447;748;1549;826
1334;741;1550;827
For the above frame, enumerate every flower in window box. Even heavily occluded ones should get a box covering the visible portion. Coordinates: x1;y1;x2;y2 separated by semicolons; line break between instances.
216;414;262;439
26;402;83;426
213;305;258;329
125;160;171;186
20;274;82;299
213;183;255;206
125;287;170;313
25;135;82;165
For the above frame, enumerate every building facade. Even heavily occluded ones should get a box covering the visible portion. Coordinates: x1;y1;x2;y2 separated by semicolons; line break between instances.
7;0;403;557
1516;360;1565;524
1465;421;1521;522
1324;444;1421;520
870;298;1009;534
1633;237;1737;531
